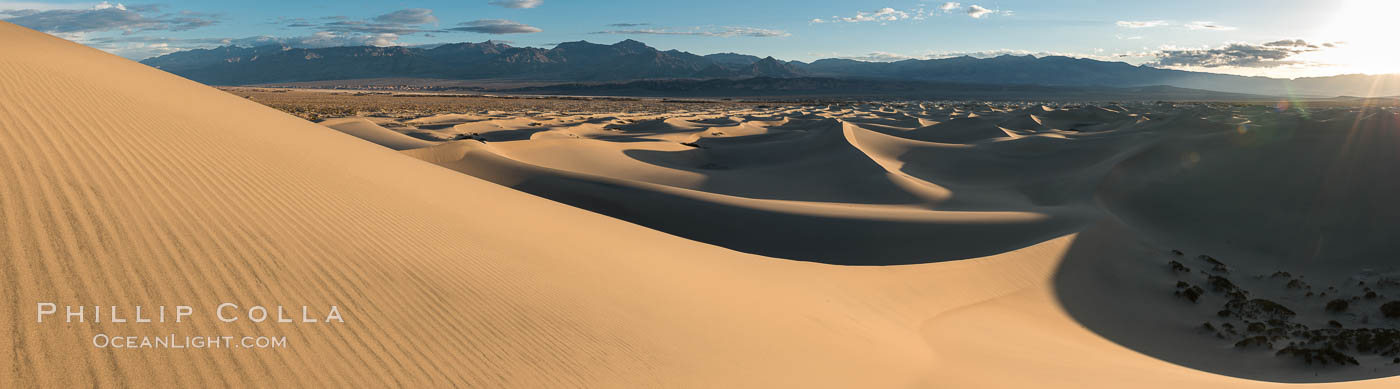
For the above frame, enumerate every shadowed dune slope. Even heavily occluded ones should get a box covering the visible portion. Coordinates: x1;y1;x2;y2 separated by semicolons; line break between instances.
405;139;1091;264
403;109;1120;264
1098;111;1400;266
1052;108;1400;383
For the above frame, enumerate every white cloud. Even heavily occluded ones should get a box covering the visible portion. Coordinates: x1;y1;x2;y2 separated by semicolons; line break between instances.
839;51;916;62
814;4;992;23
830;48;1114;63
1185;21;1236;31
92;1;123;11
966;4;998;19
923;49;1074;59
226;31;404;48
816;7;911;23
70;34;195;58
489;0;541;9
1116;20;1167;28
848;7;908;22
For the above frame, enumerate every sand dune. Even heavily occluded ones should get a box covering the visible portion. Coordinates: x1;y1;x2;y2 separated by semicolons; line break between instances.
387;86;1400;382
4;21;1400;388
405;138;1089;264
401;103;1143;264
318;117;439;150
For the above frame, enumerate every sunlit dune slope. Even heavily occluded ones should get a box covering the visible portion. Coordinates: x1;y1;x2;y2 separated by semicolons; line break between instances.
0;21;939;387
319;117;439;150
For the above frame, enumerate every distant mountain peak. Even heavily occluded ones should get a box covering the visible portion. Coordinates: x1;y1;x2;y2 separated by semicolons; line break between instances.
740;56;803;78
435;41;512;49
554;40;597;48
703;52;762;67
611;39;652;52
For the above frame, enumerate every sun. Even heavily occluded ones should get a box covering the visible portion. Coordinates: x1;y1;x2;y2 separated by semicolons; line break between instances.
1311;0;1400;75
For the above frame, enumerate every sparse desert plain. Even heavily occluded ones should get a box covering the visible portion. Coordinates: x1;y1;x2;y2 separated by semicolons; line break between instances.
5;19;1400;388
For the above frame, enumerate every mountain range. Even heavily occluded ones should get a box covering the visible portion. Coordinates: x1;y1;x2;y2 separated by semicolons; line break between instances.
141;39;1400;98
509;77;1268;102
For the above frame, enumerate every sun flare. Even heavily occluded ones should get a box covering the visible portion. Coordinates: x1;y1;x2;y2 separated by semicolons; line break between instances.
1312;0;1400;75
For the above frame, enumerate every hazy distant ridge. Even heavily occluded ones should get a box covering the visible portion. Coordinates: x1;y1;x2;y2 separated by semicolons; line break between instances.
142;39;1400;97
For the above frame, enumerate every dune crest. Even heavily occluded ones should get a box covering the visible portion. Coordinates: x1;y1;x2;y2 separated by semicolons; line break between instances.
319;117;439;150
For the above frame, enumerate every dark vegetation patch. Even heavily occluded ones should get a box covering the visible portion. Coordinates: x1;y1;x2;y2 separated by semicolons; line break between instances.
1166;249;1400;368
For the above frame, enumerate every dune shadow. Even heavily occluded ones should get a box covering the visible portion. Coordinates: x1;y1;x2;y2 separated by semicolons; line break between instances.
476;128;552;142
618;135;941;205
403;131;451;141
415;122;481;130
588;134;669;143
429;143;1091;265
1053;219;1400;383
1050;103;1400;384
509;171;1088;265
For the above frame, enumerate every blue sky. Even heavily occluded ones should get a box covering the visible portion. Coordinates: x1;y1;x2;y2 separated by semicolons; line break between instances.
2;0;1392;78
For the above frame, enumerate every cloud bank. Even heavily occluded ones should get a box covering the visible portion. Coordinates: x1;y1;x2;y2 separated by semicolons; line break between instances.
1185;21;1236;31
372;9;437;25
1;2;218;33
591;26;788;38
1151;40;1335;68
1116;20;1167;28
812;4;1003;24
451;19;542;34
813;8;909;23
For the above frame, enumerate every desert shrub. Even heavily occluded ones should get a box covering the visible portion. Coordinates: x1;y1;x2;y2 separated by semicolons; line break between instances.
1326;299;1350;313
1382;301;1400;318
1234;336;1272;349
1175;285;1205;303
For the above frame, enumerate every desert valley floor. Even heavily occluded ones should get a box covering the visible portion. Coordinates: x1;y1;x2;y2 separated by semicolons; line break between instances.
4;21;1400;387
